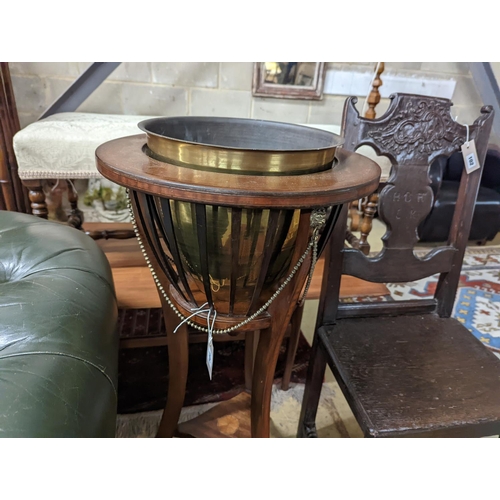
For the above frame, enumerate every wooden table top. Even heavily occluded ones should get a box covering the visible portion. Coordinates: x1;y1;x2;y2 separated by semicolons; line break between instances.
96;134;381;209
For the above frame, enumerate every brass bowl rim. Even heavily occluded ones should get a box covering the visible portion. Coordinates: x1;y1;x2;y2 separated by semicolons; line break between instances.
137;116;343;153
96;135;382;208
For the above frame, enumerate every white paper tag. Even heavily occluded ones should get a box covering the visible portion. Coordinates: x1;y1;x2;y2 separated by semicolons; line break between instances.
206;332;214;380
461;139;480;174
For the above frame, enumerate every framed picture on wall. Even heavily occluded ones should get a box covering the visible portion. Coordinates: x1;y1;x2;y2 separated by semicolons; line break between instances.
252;62;326;100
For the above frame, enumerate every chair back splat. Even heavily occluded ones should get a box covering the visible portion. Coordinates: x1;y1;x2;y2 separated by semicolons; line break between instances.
322;94;494;325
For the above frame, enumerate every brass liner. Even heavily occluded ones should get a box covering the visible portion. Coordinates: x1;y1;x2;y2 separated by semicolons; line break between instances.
163;200;301;315
139;116;342;176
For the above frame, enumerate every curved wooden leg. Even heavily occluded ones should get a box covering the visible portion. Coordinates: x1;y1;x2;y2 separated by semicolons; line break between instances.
251;299;305;436
156;302;189;438
297;332;327;438
250;322;287;437
281;304;304;391
23;179;48;219
250;210;314;437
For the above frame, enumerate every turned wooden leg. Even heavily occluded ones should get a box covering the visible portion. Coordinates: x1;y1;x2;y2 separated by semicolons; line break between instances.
281;304;304;391
346;197;366;250
349;199;363;232
359;192;379;256
66;179;84;230
297;332;327;438
365;62;385;120
23;179;48;219
156;301;190;438
345;229;361;249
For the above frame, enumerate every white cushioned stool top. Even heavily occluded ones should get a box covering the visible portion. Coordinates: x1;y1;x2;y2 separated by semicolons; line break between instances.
14;112;153;179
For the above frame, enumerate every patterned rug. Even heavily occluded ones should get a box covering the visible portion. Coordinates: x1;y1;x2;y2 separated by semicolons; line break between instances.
341;245;500;354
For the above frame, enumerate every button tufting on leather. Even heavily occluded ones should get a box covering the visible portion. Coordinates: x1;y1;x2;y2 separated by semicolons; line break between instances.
0;210;119;437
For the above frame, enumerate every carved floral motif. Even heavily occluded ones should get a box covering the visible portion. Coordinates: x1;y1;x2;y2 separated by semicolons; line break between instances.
368;98;464;161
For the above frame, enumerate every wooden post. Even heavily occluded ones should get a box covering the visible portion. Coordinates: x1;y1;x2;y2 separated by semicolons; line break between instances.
0;63;29;213
365;62;385;120
358;192;379;255
347;62;385;253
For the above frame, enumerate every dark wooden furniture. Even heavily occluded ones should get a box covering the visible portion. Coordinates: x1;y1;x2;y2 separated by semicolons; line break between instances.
0;62;29;213
96;128;380;438
298;93;500;438
419;144;500;243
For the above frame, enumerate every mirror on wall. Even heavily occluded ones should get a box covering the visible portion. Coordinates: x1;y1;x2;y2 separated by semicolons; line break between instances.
252;62;326;100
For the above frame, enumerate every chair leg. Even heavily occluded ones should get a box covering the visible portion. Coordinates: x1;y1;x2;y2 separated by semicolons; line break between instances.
281;304;304;391
297;332;327;438
23;179;48;219
156;303;189;438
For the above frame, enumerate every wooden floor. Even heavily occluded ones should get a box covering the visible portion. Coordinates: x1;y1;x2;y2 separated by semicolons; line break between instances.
177;392;253;438
86;223;389;310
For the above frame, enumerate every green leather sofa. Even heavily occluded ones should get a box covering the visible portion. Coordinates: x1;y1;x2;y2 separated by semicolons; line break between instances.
0;211;118;437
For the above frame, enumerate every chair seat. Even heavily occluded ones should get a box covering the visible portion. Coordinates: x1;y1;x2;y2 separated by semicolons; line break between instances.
320;314;500;437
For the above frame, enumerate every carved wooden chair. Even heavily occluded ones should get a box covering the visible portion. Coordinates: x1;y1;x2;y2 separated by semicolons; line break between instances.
298;93;500;438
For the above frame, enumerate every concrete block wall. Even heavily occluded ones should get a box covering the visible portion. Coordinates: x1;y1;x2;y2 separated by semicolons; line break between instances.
9;62;486;131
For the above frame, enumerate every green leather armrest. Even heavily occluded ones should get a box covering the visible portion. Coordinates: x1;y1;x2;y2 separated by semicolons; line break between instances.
0;211;118;437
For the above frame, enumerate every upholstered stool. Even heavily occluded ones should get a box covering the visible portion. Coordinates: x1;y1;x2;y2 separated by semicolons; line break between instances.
14;112;153;180
13;112;154;226
0;211;118;437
